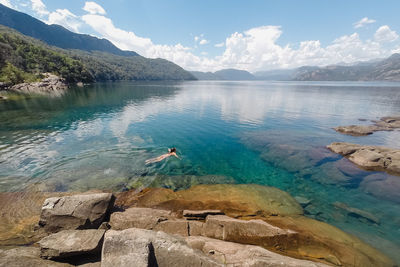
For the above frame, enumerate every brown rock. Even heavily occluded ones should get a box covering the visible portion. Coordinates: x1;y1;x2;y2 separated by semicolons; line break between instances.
334;125;380;136
38;229;105;259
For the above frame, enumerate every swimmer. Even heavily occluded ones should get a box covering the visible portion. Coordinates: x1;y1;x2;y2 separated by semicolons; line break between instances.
145;147;180;164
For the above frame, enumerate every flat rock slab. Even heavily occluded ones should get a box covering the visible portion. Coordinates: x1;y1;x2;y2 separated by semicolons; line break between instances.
109;207;171;230
39;193;115;233
102;228;220;267
334;116;400;136
186;236;329;267
0;247;73;267
39;229;105;259
183;209;224;220
327;142;400;176
203;215;297;247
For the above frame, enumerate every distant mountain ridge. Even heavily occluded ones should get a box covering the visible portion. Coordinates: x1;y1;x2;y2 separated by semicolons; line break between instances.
293;54;400;81
0;3;138;57
191;69;256;80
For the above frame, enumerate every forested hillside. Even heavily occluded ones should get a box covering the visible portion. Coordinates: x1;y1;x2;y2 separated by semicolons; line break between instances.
0;26;195;85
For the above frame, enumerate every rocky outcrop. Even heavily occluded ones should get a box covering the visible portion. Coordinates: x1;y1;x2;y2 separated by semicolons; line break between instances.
334;116;400;136
327;142;400;176
38;229;105;259
101;228;220;267
183;209;224;220
39;193;115;233
186;236;328;267
7;73;68;96
115;186;396;267
0;247;73;267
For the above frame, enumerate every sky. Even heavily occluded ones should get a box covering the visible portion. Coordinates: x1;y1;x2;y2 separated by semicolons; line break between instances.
2;0;400;72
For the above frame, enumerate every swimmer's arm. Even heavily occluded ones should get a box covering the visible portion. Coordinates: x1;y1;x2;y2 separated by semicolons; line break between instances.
173;153;180;159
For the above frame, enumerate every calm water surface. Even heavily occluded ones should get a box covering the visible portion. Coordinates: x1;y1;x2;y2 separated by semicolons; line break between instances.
1;81;400;262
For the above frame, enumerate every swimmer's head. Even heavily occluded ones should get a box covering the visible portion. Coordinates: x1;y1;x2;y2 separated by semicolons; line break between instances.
169;147;176;153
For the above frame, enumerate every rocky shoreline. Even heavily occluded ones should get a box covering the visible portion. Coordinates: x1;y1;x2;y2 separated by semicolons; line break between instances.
327;142;400;176
0;73;69;97
0;184;395;267
334;116;400;136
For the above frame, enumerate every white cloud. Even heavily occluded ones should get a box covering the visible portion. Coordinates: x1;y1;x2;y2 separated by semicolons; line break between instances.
374;25;398;43
353;17;376;29
199;39;208;45
30;0;49;16
215;42;224;48
0;0;12;8
83;1;106;15
47;9;81;32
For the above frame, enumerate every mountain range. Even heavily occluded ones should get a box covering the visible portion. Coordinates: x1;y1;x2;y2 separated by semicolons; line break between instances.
0;4;195;85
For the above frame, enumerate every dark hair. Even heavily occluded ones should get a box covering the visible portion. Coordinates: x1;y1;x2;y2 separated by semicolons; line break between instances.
169;147;176;153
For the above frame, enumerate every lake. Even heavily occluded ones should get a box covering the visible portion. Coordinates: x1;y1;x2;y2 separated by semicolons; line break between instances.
1;80;400;263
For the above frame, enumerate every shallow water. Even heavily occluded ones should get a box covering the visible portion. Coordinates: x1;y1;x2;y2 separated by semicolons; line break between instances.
1;81;400;262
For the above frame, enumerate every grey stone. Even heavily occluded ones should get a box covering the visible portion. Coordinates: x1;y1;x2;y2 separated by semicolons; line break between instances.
203;215;297;247
8;73;68;96
109;207;171;230
186;236;330;267
39;193;115;233
101;228;220;267
0;247;73;267
294;196;311;207
38;229;105;259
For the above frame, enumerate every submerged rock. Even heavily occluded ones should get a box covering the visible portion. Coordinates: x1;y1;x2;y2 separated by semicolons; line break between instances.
360;173;400;203
38;229;105;259
101;228;219;267
327;142;400;176
333;202;380;224
39;193;115;233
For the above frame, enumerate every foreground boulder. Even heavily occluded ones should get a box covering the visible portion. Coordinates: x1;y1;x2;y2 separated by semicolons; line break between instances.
101;228;220;267
186;236;329;267
39;193;115;232
38;229;105;259
0;247;72;267
327;142;400;176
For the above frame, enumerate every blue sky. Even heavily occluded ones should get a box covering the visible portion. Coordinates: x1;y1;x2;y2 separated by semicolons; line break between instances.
2;0;400;72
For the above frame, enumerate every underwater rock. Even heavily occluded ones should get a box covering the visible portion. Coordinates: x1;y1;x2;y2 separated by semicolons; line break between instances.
186;236;329;266
334;116;400;136
294;196;311;207
39;193;115;233
118;184;303;217
334;157;369;177
38;229;105;260
333;202;380;224
101;228;219;267
327;142;400;176
359;173;400;204
310;161;354;186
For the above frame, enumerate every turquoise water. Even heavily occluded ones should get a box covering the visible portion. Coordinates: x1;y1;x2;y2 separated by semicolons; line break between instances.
1;81;400;262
